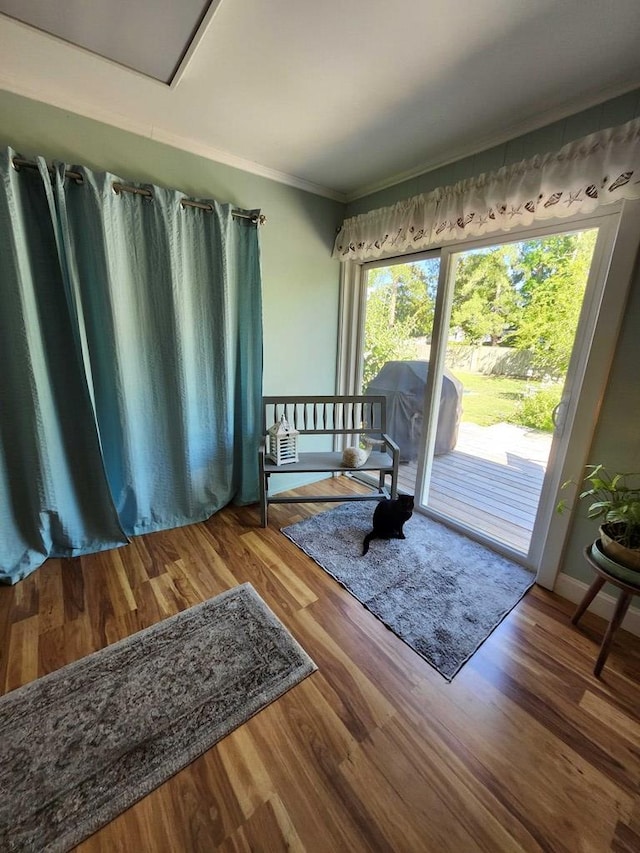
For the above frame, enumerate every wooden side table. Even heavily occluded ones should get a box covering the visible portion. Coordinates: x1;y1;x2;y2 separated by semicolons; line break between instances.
572;544;640;677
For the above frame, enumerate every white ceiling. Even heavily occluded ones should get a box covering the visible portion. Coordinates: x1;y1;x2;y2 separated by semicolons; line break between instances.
0;0;639;202
0;0;214;83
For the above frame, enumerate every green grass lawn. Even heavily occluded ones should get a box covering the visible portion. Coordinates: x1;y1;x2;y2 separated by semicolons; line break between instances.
452;370;530;427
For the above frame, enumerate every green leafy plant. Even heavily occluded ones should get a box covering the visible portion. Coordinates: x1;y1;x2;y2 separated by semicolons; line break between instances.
362;285;419;388
513;384;562;432
558;464;640;550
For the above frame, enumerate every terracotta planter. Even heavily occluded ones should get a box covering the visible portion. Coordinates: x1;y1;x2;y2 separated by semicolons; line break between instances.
598;524;640;573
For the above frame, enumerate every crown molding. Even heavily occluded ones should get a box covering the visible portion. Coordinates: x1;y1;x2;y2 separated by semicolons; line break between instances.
346;79;640;204
150;125;346;201
0;77;347;203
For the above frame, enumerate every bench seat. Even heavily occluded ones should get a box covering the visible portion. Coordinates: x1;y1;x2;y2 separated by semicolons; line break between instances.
259;395;399;526
263;450;395;474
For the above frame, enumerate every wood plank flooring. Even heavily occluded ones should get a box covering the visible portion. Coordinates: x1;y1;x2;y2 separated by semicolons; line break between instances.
1;477;640;852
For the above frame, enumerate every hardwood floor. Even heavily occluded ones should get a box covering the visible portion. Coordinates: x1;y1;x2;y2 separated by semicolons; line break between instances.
2;477;640;852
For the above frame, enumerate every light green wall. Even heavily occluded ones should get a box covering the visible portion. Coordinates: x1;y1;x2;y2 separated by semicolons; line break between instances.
0;88;344;492
563;259;640;587
346;89;640;588
347;89;640;216
2;89;639;571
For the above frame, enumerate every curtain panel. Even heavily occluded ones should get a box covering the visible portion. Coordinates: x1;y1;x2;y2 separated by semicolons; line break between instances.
0;149;263;584
0;153;128;582
334;118;640;263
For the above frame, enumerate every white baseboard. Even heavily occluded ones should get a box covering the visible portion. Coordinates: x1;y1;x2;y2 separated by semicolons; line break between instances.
553;572;640;637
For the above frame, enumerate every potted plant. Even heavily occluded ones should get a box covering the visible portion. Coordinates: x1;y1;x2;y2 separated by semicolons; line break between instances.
558;464;640;573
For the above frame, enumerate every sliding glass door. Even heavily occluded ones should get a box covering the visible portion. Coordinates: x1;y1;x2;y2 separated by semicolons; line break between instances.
420;228;597;555
360;253;440;496
357;211;621;570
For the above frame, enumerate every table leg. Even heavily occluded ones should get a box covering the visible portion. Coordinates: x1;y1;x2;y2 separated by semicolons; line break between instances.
594;591;633;677
571;575;606;625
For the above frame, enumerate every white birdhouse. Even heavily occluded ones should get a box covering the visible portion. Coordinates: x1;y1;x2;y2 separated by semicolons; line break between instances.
267;415;300;465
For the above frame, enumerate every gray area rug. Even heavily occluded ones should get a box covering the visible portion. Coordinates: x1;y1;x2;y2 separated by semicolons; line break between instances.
0;583;316;853
282;502;534;680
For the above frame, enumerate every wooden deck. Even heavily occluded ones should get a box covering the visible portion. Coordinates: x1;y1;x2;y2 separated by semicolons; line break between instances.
397;421;552;554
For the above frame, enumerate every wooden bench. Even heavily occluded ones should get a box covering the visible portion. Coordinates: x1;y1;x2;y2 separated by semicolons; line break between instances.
259;395;400;526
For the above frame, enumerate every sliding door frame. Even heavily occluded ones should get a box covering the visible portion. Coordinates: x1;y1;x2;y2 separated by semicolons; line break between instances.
337;199;640;588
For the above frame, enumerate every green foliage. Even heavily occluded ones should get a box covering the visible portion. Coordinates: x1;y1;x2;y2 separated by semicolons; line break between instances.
362;230;598;409
366;259;438;339
559;464;640;549
513;230;597;378
512;384;562;432
449;246;519;345
362;285;419;388
447;230;597;376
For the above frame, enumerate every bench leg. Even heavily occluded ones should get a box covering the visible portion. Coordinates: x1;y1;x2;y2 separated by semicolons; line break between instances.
259;458;268;528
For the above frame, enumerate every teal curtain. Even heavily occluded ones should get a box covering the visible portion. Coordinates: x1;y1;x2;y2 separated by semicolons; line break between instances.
0;150;263;583
0;151;128;581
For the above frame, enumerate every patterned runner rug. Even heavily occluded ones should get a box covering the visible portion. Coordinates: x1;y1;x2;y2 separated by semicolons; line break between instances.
283;502;534;680
0;583;315;853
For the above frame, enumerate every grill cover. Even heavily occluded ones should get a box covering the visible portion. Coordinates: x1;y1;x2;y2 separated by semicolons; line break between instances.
366;360;462;460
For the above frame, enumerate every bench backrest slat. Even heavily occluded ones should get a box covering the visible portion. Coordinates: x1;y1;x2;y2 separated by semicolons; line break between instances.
262;395;387;436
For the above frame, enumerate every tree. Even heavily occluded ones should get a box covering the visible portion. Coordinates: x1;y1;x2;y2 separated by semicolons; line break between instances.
449;246;519;345
513;230;596;377
360;229;596;390
367;259;437;339
362;284;419;388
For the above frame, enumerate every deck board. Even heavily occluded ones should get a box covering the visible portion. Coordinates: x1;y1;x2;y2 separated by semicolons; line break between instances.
397;422;552;554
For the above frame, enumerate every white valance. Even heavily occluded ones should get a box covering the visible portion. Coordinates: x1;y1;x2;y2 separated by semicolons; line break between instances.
333;118;640;262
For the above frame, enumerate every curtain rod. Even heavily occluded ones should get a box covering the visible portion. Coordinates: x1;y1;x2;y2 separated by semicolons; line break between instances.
11;157;266;225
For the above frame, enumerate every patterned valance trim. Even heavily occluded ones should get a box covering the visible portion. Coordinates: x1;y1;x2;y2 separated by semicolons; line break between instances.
333;118;640;262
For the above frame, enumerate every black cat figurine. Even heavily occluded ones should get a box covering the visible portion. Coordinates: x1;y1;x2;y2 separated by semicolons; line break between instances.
362;495;414;555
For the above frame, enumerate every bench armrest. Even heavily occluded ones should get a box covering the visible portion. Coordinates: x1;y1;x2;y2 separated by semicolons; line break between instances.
382;433;400;455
